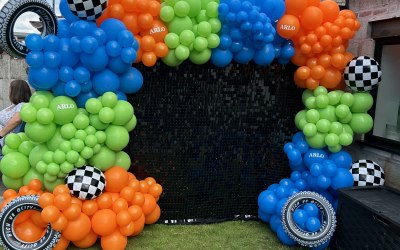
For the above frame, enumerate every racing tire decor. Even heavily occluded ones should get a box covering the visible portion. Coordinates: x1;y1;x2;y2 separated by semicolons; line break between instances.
281;191;336;248
0;0;57;58
0;195;61;250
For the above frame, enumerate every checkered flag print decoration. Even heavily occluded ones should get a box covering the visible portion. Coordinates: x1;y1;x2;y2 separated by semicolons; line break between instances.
343;56;382;92
67;0;108;21
351;159;385;186
66;165;106;200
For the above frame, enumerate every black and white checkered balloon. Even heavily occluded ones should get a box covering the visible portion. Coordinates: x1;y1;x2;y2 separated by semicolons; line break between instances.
351;159;385;186
66;165;106;200
344;56;382;92
67;0;108;21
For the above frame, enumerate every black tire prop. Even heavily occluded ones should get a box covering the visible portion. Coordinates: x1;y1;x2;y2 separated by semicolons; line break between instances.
0;0;57;58
281;191;336;248
0;195;60;250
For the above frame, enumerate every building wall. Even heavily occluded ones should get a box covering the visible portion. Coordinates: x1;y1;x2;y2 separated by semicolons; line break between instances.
348;0;400;190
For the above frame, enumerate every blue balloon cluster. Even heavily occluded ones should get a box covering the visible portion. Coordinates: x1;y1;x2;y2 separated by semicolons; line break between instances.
211;0;293;67
26;18;143;108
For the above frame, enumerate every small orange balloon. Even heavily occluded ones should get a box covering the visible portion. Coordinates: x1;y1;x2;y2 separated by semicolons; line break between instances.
306;33;318;45
138;13;154;30
300;43;312;55
319;0;340;22
128;172;137;181
331;36;343;47
320;67;342;88
306;78;320;90
97;193;113;209
344;18;355;29
311;65;326;80
92;209;117;236
109;4;125;19
51;214;68;231
333;16;345;28
339;10;356;19
62;213;91;242
295;66;311;80
301;6;323;30
15;210;34;225
1;197;14;210
72;230;98;248
2;189;18;199
109;192;120;202
276;14;301;39
340;27;353;39
142;194;157;215
131;214;145;236
318;54;332;68
128;205;143;221
306;57;318;68
148;183;163;198
314;26;327;38
54;194;72;211
145;204;161;224
331;53;346;69
354;20;361;31
119;221;135;236
62;203;81;221
82;200;98;216
123;14;141;35
28;179;42;191
344;52;354;62
101;230;128;250
135;48;143;63
18;186;30;196
291;50;307;66
148;0;161;17
144;177;156;187
52;236;70;250
120;186;135;202
311;42;323;54
132;192;145;206
137;0;149;12
328;25;341;37
308;0;320;6
116;210;132;227
30;210;48;228
139;180;150;193
113;198;129;213
294;74;307;88
330;45;345;54
140;36;155;52
319;34;332;47
128;179;140;192
70;197;83;207
142;51;158;67
41;205;61;223
104;166;129;193
53;185;70;196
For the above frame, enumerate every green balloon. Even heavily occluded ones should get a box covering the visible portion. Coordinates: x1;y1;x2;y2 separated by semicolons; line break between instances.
29;144;48;167
339;112;352;124
80;146;94;159
85;134;98;148
313;86;328;96
43;151;54;164
60;141;72;153
340;93;354;107
84;125;96;135
206;2;219;18
85;98;103;114
20;103;37;123
60;162;74;174
30;92;51;109
200;0;211;8
315;95;329;109
25;122;56;143
330;122;343;135
22;168;44;186
207;34;220;49
343;124;354;136
61;123;77;139
44;178;65;192
339;132;353;146
1;145;17;155
5;133;22;149
197;21;212;37
305;97;317;109
112;101;134;126
58;171;67;178
160;6;175;22
303;123;317;137
162;50;183;67
18;141;36;156
165;33;180;49
196;9;208;23
89;146;116;171
174;1;189;17
71;138;85;152
327;91;342;106
189;49;211;64
124;115;137;132
184;0;202;17
2;175;23;190
73;113;90;130
335;104;350;119
89;114;109;130
328;144;342;153
168;16;193;35
36;108;54;125
66;150;80;164
306;109;320;124
350;92;373;113
306;132;327;149
47;163;60;176
302;90;314;105
101;92;118;108
350;113;373;134
99;107;115;124
175;44;190;60
75;130;87;141
17;132;29;141
316;119;331;133
318;106;337;122
93;144;101;154
193;37;208;51
325;133;340;147
77;108;89;116
47;128;66;151
95;131;107;144
209;17;221;33
0;152;30;178
295;110;306;129
49;96;78;125
179;30;195;46
105;125;129;151
53;150;66;164
114;151;131;170
76;156;86;167
35;161;47;174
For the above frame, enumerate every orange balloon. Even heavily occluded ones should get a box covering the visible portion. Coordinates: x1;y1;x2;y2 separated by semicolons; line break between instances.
330;45;345;54
109;192;120;202
131;214;145;236
132;192;145;206
128;205;143;221
116;210;132;227
344;52;354;62
308;0;320;6
311;42;323;54
331;53;346;69
333;17;345;28
123;14;141;35
101;230;127;250
145;204;160;224
138;13;154;29
92;209;117;236
329;78;346;91
51;214;68;231
291;50;307;66
128;172;137;181
128;179;140;192
28;179;42;191
62;213;91;242
54;194;72;211
139;180;150;193
140;36;156;52
109;0;121;5
320;67;342;88
300;43;312;55
137;0;149;12
14;219;46;243
119;221;135;236
97;193;113;209
30;210;47;228
301;7;323;30
318;54;332;68
319;34;332;47
340;27;353;39
121;0;138;12
276;15;301;39
141;194;157;215
142;51;158;67
18;186;30;196
53;185;70;196
311;65;326;80
1;197;14;210
339;10;356;19
104;166;129;193
120;186;135;202
15;210;34;225
109;4;125;19
82;200;98;216
62;203;81;221
294;74;307;88
140;20;168;43
72;230;98;248
71;197;83;207
52;236;70;250
306;33;318;45
144;177;156;187
295;66;311;80
148;183;163;198
285;0;308;16
354;20;361;31
298;35;306;45
306;78;320;90
154;43;169;58
41;205;61;223
314;26;327;38
328;25;341;37
331;36;343;47
306;57;318;68
148;0;161;17
113;198;129;213
25;190;38;196
2;189;17;199
319;0;340;22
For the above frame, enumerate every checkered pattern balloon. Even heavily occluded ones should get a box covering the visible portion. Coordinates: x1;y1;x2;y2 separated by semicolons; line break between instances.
343;56;382;92
67;0;108;21
351;159;385;186
66;165;106;200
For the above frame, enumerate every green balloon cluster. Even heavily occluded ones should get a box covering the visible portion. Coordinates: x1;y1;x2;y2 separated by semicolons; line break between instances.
160;0;221;66
0;92;137;191
295;86;374;152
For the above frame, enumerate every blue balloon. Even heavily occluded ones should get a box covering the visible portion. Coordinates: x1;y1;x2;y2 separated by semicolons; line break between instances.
275;198;288;215
248;9;260;23
44;35;60;52
26;51;44;69
52;81;66;96
252;22;263;33
75;91;98;108
44;51;61;68
236;11;248;23
91;28;107;45
119;67;143;94
211;49;232;67
92;69;120;95
281;44;295;59
310;163;323;177
226;12;236;24
306;217;321;233
258;209;271;223
331;168;354;190
234;46;254;64
284;142;295;154
81;36;99;54
26;34;43;51
71;20;91;38
108;57;131;74
69;36;82;53
277;225;296;246
253;43;275;65
274;186;288;199
301;171;310;180
288;188;299;197
117;30;134;48
290;161;306;172
59;66;74;82
293;208;308;225
58;38;79;67
115;91;127;101
28;67;58;90
229;28;243;41
267;183;279;192
74;67;90;83
322;160;338;177
318;190;335;205
269;215;281;233
219;35;232;50
132;37;139;51
59;0;79;23
230;41;243;53
292;132;305;143
307;175;320;191
303;203;319;217
241;1;253;12
80;81;92;93
121;47;137;64
106;41;122;57
57;19;71;38
295;141;309;154
260;0;285;21
99;18;127;42
329;151;352;169
258;190;278;214
304;149;329;168
317;175;332;189
65;80;81;97
290;171;302;181
240;21;252;32
80;46;108;72
295;179;307;191
217;3;229;17
279;178;293;188
287;148;301;162
229;0;241;13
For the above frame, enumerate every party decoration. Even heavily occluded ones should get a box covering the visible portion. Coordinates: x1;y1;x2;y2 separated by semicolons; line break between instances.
67;0;108;21
66;165;106;200
343;56;382;92
351;159;385;186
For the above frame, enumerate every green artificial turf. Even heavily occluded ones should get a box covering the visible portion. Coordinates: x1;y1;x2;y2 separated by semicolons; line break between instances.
65;221;304;250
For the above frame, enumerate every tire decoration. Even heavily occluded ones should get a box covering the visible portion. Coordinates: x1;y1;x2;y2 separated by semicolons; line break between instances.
0;0;57;58
281;191;336;248
0;195;61;250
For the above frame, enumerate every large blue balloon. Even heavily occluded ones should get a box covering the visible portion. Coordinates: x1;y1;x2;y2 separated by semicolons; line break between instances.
64;80;81;97
92;69;120;95
44;35;60;52
259;0;285;21
234;46;255;64
44;51;61;68
269;215;281;233
258;209;271;223
258;190;278;214
108;57;131;74
331;168;354;190
80;46;109;72
303;149;329;168
211;49;232;67
253;43;275;66
26;51;44;69
28;67;58;90
329;151;352;169
26;34;43;51
99;18;127;42
119;67;143;94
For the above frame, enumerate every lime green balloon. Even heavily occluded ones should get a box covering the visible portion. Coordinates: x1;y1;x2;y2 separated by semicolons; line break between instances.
196;9;208;23
47;128;66;151
184;0;201;17
89;146;116;171
49;96;78;125
18;132;29;141
330;122;343;135
325;133;339;147
85;98;103;114
29;144;48;167
2;175;23;190
207;34;220;48
58;171;67;178
73;113;90;130
313;86;328;96
193;37;208;51
35;161;47;174
25;122;56;143
89;114;109;130
124;115;137;132
18;141;36;156
66;150;80;164
44;178;65;192
60;161;74;174
99;107;115;124
20;103;37;123
93;144;101;154
36;108;54;125
302;90;313;105
303;123;317;137
30;92;51;109
350;92;373;113
180;30;195;46
305;97;317;109
47;163;60;176
5;133;22;149
315;95;329;109
77;108;89;116
160;6;175;22
71;138;85;152
339;132;353;146
95;131;106;144
168;16;193;35
162;50;183;66
0;152;30;178
350;113;373;134
306;132;327;149
165;33;180;49
197;21;212;37
316;119;330;133
206;2;219;17
339;112;352;124
84;134;97;148
1;145;17;155
328;144;342;153
174;1;190;17
112;101;134;126
318;106;337;122
60;123;77;139
53;150;66;164
343;124;354;136
295;110;306;129
80;146;94;159
59;141;72;153
113;151;131;170
84;125;96;135
189;49;211;64
75;130;87;141
340;93;354;107
101;92;118;108
174;44;190;60
105;125;129;151
327;91;342;106
43;151;54;164
200;0;211;8
306;109;320;123
335;104;350;119
22;168;44;186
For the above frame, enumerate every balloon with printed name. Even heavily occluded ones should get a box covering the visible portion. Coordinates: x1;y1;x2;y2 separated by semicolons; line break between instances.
140;20;169;43
48;96;78;125
276;15;300;39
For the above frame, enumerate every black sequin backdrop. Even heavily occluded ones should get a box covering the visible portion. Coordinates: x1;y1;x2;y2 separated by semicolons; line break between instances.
127;61;302;224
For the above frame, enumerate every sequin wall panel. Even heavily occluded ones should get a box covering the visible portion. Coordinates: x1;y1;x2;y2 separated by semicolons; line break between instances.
128;62;302;224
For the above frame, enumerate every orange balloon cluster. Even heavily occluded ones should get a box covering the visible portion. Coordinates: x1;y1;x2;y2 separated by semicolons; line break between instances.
0;179;43;210
97;0;169;66
277;0;360;90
